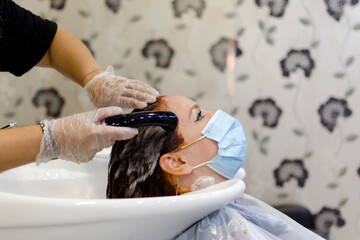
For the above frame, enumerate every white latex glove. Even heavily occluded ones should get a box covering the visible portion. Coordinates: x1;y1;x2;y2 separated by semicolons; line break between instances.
36;107;138;164
84;66;159;109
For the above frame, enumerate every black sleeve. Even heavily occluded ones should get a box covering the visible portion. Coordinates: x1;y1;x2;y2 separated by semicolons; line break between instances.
0;0;58;76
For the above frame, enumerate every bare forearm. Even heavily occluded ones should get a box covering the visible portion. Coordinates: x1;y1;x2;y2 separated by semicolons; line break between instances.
37;26;103;86
0;125;42;172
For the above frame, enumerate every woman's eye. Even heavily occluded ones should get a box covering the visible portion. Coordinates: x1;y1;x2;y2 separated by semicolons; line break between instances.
195;110;205;122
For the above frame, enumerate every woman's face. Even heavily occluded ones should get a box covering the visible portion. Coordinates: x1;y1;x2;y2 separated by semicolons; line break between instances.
161;95;227;192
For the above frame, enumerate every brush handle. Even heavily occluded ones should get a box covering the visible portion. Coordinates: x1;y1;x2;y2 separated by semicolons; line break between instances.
104;111;178;131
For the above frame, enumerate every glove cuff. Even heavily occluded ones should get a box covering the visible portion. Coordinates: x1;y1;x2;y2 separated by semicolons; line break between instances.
85;65;115;87
84;65;118;108
36;120;58;165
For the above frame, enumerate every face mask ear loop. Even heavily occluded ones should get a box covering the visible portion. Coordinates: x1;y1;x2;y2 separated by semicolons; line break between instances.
178;134;208;151
192;161;211;170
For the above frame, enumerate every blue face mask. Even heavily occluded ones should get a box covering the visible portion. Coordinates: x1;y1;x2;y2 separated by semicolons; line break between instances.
182;110;247;179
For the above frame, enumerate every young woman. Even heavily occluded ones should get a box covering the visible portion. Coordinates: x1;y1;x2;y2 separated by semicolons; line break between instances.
107;95;324;240
107;95;236;198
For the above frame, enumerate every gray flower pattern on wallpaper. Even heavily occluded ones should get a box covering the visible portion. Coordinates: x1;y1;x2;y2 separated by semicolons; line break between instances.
280;49;315;78
273;159;308;187
324;0;359;21
50;0;66;10
142;39;175;68
313;207;345;238
317;97;352;132
105;0;121;14
32;88;65;118
209;37;242;72
2;1;358;238
254;0;289;17
248;98;282;128
171;0;206;18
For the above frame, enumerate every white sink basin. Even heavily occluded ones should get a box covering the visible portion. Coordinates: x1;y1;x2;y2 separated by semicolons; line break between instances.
0;150;245;240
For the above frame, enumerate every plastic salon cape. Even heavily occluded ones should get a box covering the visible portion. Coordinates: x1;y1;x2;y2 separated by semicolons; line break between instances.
174;194;324;240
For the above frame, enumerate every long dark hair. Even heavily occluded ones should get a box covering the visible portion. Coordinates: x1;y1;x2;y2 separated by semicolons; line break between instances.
106;97;184;198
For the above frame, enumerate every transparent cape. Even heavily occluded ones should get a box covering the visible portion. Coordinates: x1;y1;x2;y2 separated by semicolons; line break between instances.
175;194;325;240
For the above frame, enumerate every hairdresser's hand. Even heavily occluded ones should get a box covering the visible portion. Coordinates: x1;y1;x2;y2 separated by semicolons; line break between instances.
84;66;159;109
36;107;138;164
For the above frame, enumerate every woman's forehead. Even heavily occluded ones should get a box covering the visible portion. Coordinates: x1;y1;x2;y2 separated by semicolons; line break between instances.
162;96;202;130
162;95;196;111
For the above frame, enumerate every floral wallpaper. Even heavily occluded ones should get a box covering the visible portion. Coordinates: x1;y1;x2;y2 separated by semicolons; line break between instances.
0;0;359;239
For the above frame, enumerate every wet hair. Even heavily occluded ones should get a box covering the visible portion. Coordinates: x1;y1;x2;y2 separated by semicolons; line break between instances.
106;97;184;198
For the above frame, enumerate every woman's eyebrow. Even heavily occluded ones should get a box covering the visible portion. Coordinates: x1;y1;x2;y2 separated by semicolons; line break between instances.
189;104;200;119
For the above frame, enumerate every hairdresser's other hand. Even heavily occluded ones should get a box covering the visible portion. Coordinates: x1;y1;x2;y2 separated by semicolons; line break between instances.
36;107;138;164
84;66;159;109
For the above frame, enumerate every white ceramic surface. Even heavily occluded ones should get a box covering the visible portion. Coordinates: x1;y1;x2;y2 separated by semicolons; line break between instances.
0;150;245;240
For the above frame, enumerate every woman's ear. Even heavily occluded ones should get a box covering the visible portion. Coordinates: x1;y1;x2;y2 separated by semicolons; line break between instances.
159;152;192;176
